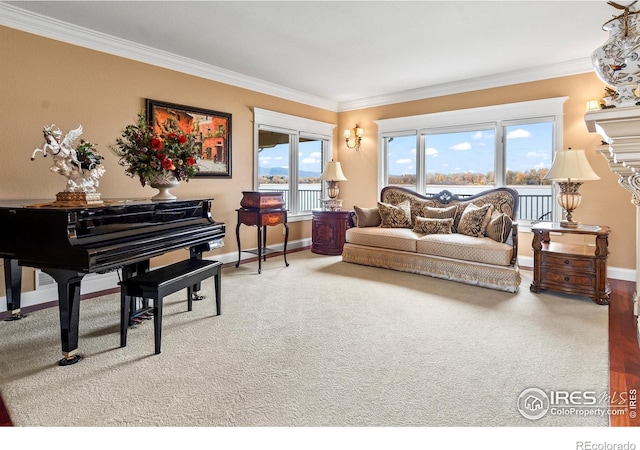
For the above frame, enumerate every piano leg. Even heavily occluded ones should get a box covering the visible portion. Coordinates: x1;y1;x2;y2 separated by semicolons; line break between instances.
42;268;85;366
122;261;151;325
3;258;25;321
188;247;205;301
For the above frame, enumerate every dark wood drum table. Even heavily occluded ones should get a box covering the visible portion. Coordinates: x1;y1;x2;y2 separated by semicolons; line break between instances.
311;209;354;255
235;207;289;274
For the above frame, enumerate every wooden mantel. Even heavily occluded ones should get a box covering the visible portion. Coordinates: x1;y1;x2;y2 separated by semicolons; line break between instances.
585;106;640;348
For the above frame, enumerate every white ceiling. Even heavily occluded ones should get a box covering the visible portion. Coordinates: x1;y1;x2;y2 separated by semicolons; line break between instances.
0;1;625;110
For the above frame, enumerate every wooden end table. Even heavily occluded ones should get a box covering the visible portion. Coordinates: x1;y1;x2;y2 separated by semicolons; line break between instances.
235;207;289;274
530;222;610;305
311;209;355;256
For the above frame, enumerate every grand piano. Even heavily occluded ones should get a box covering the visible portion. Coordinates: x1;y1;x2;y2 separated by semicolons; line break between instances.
0;198;225;365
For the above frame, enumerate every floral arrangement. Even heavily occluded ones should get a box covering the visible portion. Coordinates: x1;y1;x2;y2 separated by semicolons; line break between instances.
74;139;104;171
111;112;201;186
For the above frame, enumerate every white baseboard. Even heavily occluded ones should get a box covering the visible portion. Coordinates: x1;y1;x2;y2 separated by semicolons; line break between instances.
0;242;633;313
0;238;312;313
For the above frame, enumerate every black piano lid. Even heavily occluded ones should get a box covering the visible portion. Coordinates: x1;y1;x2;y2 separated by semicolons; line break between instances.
0;197;225;271
0;198;214;209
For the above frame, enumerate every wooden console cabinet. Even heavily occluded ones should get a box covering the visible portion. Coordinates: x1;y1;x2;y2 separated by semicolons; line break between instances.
235;191;289;274
311;209;354;256
530;222;610;305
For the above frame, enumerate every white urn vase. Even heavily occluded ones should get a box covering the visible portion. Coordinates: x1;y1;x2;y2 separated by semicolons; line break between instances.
149;171;179;201
592;13;640;107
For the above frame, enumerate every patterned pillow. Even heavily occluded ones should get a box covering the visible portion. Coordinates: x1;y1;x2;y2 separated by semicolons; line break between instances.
485;211;513;243
378;200;412;228
353;205;382;228
423;205;458;220
457;203;494;237
413;217;454;235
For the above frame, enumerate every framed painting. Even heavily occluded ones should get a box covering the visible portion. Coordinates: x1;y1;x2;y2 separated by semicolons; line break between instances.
146;99;232;178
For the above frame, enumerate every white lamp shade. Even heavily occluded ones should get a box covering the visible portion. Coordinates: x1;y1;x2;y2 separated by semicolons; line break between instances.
319;160;347;181
543;149;600;181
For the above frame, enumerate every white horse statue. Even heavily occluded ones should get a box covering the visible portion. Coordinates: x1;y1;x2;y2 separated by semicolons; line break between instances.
31;124;105;193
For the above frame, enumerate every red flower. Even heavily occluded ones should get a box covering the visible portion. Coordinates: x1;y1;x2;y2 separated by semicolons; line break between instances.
166;133;177;140
185;157;196;166
151;138;162;150
162;158;175;171
157;153;166;161
177;135;187;144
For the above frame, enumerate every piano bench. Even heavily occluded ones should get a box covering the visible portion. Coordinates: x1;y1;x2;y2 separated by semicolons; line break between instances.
119;259;222;355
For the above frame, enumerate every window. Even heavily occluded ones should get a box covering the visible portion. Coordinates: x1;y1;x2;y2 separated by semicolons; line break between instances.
376;98;566;224
254;109;335;220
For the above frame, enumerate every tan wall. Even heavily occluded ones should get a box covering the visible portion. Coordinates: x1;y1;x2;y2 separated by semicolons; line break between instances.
337;73;637;271
1;25;636;298
0;26;335;292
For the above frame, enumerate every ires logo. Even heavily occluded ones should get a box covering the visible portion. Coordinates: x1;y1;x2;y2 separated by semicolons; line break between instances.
517;388;625;420
549;390;598;406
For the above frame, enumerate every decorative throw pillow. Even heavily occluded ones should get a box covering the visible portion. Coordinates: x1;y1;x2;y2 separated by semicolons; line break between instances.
353;205;382;228
457;203;494;237
423;205;458;220
377;200;412;228
413;217;454;235
485;211;513;243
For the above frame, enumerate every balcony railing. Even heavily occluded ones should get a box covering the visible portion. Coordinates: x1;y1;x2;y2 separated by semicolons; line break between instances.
259;186;321;212
260;186;552;222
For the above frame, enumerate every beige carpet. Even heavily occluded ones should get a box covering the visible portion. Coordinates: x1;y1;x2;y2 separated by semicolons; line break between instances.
0;251;609;426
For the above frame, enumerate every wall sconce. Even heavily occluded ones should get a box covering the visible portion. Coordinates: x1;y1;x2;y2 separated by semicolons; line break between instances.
543;148;600;228
344;124;363;151
319;159;347;211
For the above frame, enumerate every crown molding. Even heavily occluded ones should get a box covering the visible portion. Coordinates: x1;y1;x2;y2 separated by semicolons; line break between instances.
0;3;339;112
1;2;595;114
338;58;594;112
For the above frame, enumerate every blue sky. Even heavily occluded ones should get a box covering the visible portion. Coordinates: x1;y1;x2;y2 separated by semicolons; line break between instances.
390;122;553;176
259;140;324;176
258;122;553;178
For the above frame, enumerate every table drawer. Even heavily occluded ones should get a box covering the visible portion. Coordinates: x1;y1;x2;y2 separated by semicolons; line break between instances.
541;254;595;271
261;211;286;226
542;271;594;288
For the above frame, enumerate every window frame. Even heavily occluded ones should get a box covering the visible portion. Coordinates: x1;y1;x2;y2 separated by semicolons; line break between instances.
375;97;567;224
253;108;336;221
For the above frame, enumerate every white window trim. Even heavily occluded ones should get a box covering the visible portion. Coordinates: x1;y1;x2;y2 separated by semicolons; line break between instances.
375;97;567;201
253;108;336;221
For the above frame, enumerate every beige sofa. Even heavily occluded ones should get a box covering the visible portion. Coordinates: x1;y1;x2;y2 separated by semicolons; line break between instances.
342;186;521;292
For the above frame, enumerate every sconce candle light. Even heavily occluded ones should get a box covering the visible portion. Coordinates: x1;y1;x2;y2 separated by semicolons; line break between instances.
344;124;363;151
543;148;600;228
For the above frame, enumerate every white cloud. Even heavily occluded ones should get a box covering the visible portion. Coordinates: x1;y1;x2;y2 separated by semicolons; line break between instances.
396;158;413;164
426;147;438;156
450;142;471;151
507;129;532;139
